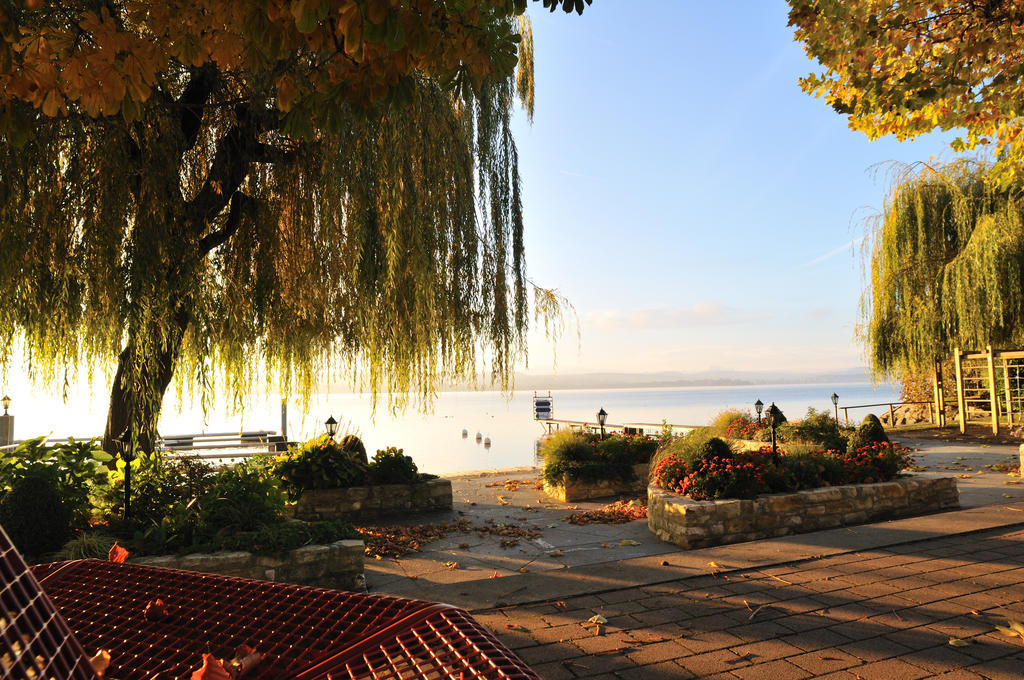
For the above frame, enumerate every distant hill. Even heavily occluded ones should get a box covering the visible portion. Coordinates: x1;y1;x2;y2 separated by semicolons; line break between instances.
322;367;876;394
505;367;874;392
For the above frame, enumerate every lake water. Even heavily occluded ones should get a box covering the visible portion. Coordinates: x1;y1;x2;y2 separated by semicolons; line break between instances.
290;382;899;475
9;382;900;475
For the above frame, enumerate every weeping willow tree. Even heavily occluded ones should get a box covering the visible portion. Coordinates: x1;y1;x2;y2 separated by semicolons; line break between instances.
865;159;1024;381
0;0;585;453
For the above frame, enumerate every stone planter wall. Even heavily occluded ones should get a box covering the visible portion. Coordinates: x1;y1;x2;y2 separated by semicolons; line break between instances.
544;464;649;502
132;539;364;590
291;477;452;521
648;476;959;549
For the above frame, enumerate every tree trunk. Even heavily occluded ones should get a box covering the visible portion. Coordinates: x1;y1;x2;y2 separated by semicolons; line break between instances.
102;308;190;456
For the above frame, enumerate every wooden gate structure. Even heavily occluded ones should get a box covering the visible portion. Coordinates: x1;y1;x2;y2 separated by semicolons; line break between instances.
942;346;1024;435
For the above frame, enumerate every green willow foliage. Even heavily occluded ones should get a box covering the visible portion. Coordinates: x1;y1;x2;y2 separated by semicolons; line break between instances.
865;159;1024;379
0;16;555;448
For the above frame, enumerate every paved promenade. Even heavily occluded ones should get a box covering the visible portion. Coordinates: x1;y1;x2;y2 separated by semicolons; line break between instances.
477;523;1024;679
361;435;1024;679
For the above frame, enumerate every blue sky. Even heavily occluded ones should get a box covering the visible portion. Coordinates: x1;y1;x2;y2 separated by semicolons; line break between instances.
514;1;956;376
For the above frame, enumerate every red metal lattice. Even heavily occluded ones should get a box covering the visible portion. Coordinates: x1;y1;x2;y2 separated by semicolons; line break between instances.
31;559;540;680
0;527;96;679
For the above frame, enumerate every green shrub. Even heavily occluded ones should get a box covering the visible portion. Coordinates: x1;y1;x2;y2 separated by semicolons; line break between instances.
55;531;116;560
694;437;734;464
540;430;636;485
275;436;369;498
339;434;368;463
863;413;883;428
0;474;72;559
0;436;111;528
202;457;285;532
650;427;714;468
777;408;846;451
847;415;889;452
596;434;658;465
707;410;749;437
101;453;214;526
368;447;419;485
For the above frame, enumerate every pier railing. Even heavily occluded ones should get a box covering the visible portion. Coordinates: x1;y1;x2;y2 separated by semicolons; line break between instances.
538;418;696;438
0;430;295;461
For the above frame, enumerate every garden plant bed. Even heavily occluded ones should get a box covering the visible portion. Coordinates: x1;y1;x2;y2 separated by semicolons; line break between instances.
131;538;365;589
543;463;649;502
290;477;453;521
647;475;960;549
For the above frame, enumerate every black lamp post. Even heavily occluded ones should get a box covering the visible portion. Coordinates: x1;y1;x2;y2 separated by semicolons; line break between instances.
1;395;9;416
764;402;784;463
596;408;608;440
325;416;339;440
831;392;840;424
116;427;135;520
754;399;763;424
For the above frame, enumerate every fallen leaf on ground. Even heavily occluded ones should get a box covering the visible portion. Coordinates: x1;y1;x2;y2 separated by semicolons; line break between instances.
489;571;501;578
550;549;564;557
505;623;523;630
560;661;588;670
948;637;970;647
89;650;111;677
566;498;647;525
143;598;170;622
519;567;529;573
994;621;1024;640
228;645;262;676
584;614;608;626
444;561;460;570
554;601;567;610
619;539;641;546
190;654;232;680
497;495;511;505
108;541;129;564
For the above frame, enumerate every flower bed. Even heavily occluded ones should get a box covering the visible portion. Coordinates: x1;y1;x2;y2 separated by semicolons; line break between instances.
131;538;365;590
539;431;659;502
543;464;649;502
648;476;960;549
290;477;453;521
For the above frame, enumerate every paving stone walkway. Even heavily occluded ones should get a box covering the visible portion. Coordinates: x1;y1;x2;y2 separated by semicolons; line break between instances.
475;524;1024;680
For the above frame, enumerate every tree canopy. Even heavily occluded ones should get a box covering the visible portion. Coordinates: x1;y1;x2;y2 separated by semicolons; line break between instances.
788;1;1024;182
865;159;1024;379
0;0;588;451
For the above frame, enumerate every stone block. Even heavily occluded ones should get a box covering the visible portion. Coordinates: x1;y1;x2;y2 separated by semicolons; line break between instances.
647;476;958;550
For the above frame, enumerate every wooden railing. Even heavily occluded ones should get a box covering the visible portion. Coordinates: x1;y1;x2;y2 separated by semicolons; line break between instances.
838;400;946;427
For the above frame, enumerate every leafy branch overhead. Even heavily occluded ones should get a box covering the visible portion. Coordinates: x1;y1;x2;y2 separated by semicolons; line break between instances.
0;0;587;452
788;1;1024;182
